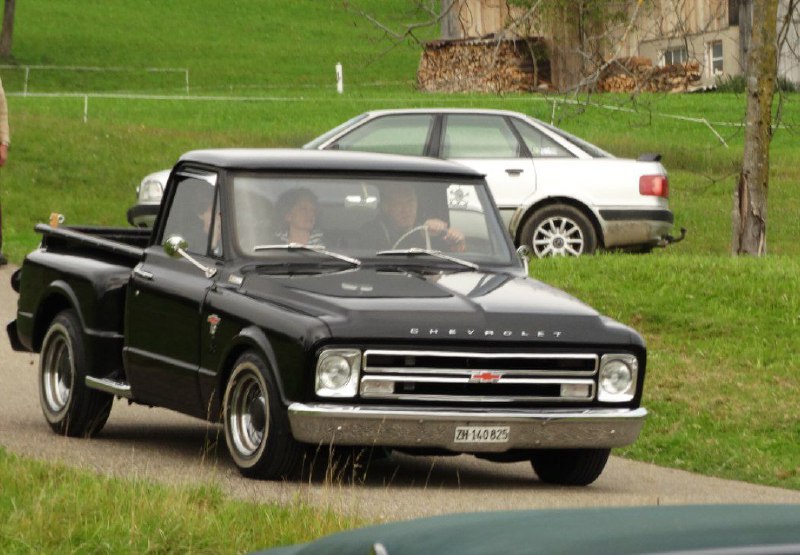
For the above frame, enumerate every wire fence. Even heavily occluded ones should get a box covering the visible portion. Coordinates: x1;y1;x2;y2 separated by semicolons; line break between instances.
0;63;754;147
0;64;190;95
7;88;749;147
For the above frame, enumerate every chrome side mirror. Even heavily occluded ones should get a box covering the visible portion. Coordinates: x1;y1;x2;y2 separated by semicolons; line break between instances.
516;245;531;275
164;235;188;258
163;235;217;278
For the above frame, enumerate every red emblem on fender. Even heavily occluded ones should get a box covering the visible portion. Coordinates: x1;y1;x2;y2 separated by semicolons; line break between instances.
207;314;221;336
469;371;503;383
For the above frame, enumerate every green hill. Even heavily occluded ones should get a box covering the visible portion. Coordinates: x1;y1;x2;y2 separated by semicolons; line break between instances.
6;0;430;93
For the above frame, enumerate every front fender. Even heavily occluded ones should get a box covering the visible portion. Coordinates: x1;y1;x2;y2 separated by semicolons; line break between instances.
200;325;292;421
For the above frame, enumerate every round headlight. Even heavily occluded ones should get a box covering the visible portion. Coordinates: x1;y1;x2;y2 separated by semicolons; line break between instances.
318;355;352;390
600;359;633;395
138;179;164;203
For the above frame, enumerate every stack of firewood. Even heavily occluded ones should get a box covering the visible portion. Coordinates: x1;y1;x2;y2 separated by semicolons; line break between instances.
597;57;701;93
417;39;550;93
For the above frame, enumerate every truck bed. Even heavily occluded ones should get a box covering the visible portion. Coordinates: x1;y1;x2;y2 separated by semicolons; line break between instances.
36;224;150;263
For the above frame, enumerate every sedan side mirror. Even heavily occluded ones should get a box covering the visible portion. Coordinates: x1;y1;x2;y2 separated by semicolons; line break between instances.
163;235;217;278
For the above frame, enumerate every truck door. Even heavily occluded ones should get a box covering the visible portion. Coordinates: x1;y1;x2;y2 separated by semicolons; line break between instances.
124;170;221;417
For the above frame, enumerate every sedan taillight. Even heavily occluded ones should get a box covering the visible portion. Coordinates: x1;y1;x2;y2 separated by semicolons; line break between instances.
639;175;669;198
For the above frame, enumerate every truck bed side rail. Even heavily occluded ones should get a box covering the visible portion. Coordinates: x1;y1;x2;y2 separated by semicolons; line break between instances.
35;224;147;260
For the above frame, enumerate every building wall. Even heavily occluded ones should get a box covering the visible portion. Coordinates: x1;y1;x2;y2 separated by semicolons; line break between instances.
441;0;800;86
778;0;800;83
441;0;514;39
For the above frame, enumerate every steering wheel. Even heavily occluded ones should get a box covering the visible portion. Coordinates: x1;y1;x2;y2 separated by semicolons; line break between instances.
392;224;431;249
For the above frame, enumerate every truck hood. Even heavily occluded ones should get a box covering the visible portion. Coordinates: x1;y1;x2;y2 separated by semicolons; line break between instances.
239;267;641;346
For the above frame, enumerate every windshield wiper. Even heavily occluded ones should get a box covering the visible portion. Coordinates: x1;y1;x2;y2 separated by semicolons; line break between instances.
375;248;479;271
253;243;361;267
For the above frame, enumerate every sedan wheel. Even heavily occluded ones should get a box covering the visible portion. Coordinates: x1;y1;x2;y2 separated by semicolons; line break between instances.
520;204;597;258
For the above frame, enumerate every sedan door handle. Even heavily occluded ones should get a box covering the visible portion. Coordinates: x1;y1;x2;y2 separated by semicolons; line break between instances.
133;266;154;280
505;168;524;176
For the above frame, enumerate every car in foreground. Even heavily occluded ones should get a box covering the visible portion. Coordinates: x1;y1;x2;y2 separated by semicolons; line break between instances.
256;505;800;555
126;109;682;256
10;149;647;484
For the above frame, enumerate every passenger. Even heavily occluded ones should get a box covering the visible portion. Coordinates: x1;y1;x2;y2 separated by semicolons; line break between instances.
359;184;465;252
275;188;324;246
199;201;222;256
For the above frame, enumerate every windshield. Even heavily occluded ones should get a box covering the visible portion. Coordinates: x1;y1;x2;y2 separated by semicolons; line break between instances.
231;173;514;266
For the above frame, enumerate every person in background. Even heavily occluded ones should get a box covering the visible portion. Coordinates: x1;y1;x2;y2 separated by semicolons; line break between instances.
0;77;10;266
274;188;324;246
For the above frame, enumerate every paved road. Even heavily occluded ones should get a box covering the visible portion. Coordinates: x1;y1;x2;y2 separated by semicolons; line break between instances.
1;263;798;521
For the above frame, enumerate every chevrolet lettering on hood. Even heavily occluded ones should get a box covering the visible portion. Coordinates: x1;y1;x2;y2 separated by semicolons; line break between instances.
9;148;648;488
410;327;563;338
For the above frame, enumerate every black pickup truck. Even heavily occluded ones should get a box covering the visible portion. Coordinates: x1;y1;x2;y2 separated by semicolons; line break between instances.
8;149;647;485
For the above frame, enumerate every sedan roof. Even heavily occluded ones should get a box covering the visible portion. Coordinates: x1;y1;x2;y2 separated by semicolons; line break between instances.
358;107;529;118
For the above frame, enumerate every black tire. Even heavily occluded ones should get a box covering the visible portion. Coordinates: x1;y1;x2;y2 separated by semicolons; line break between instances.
222;350;305;479
529;448;611;486
39;309;113;437
519;204;598;257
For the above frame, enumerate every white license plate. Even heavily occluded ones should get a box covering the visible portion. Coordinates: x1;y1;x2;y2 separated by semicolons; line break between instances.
454;425;510;443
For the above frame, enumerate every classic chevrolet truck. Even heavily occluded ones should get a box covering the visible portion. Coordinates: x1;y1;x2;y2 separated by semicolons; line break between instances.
8;149;647;485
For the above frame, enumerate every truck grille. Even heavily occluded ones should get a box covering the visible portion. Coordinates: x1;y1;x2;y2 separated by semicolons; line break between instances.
359;350;598;403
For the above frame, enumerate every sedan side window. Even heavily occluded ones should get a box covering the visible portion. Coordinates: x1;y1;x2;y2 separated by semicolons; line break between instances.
332;115;434;156
511;119;574;158
442;115;520;159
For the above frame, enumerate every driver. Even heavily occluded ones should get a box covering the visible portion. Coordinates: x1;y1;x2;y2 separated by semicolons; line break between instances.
358;184;465;252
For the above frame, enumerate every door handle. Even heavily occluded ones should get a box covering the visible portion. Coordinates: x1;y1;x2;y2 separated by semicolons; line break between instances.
505;168;524;176
133;266;154;280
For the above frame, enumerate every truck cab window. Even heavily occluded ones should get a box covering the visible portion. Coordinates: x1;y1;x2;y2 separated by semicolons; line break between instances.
161;175;219;256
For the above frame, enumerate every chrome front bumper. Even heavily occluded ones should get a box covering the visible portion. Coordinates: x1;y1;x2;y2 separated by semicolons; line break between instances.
287;404;647;452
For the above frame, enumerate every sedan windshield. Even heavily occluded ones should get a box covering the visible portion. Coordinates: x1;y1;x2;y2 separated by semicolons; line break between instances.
231;174;514;266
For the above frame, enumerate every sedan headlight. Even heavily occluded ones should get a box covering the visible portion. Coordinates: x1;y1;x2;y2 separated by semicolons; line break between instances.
598;354;638;402
137;178;165;203
315;349;361;398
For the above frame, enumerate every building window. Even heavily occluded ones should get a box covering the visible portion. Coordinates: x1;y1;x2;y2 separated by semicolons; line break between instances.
708;40;724;76
662;46;689;66
729;0;740;26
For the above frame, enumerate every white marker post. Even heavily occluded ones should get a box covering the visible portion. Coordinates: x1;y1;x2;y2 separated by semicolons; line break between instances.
335;62;343;94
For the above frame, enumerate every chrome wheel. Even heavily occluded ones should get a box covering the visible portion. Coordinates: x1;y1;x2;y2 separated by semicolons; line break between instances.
41;323;74;415
39;310;113;437
226;362;269;460
531;216;585;257
223;351;305;479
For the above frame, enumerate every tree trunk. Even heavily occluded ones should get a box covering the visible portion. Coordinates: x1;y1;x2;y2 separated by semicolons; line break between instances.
0;0;15;58
732;0;779;256
738;0;752;73
549;3;584;91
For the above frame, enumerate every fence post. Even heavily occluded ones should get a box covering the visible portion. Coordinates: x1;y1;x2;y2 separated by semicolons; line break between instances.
83;95;88;123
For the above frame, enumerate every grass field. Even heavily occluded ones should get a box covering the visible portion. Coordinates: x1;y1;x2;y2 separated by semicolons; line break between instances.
1;0;799;551
0;447;361;553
